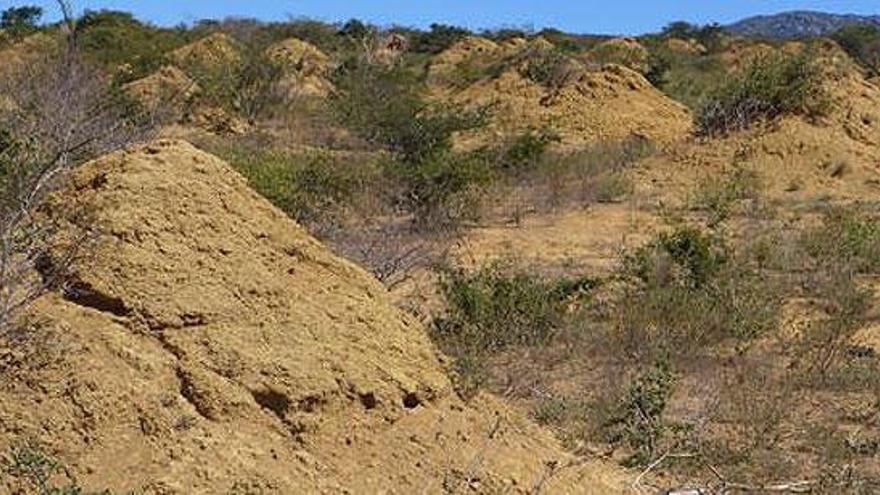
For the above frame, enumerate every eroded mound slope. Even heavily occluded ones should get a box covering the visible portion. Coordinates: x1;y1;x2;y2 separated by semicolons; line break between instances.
0;140;626;494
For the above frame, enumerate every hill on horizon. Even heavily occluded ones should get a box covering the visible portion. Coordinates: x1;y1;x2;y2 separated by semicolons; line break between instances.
727;10;880;38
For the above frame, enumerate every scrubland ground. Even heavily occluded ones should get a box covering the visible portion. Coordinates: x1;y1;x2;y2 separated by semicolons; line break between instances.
1;7;880;493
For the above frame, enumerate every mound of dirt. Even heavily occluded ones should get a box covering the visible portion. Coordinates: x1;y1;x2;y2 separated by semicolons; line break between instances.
428;35;691;147
0;140;626;493
169;31;240;71
123;65;198;111
587;37;650;73
662;38;707;56
265;38;334;98
432;36;500;68
635;41;880;203
451;60;692;148
718;41;776;72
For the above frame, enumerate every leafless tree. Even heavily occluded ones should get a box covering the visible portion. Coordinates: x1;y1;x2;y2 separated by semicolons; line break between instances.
0;1;156;335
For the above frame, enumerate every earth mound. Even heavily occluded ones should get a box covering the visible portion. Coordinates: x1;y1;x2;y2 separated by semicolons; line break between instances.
0;140;626;493
450;60;692;147
265;38;334;98
635;40;880;202
123;65;198;113
168;31;240;71
587;37;650;73
428;35;691;147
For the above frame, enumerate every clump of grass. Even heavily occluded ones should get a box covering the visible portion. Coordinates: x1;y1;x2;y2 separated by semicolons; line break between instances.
691;167;764;225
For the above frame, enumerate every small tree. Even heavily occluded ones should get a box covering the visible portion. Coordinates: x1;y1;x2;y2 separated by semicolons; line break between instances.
1;5;42;38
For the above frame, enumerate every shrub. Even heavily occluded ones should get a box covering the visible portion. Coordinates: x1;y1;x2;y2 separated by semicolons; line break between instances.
0;5;42;40
795;208;880;380
332;61;491;228
695;53;828;136
77;10;193;83
410;23;471;54
431;262;597;395
385;150;493;229
510;135;651;214
619;226;780;357
833;24;880;76
204;143;373;232
518;46;575;88
800;207;880;274
602;359;677;467
648;50;728;109
692;167;763;225
498;129;559;173
2;440;99;495
331;62;486;164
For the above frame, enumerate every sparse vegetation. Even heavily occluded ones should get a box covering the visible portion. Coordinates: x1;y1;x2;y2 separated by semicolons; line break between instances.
4;3;880;493
695;52;828;136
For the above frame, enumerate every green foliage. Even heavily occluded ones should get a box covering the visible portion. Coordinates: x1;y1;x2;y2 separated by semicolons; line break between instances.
1;4;42;38
410;23;472;54
801;208;880;274
332;62;485;164
332;61;492;227
692;167;763;225
499;129;559;173
1;440;116;495
385;150;493;229
206;144;372;229
660;21;725;53
432;262;596;395
620;226;780;356
77;10;193;82
695;52;828;136
647;49;728;109
604;359;676;467
629;226;724;289
832;24;880;75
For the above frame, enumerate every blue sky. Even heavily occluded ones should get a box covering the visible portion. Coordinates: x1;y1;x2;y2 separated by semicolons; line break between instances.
19;1;880;34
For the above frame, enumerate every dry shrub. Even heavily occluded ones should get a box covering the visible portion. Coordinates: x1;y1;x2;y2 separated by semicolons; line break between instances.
0;16;156;336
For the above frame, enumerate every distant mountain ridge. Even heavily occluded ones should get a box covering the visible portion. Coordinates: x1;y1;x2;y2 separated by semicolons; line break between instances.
727;10;880;38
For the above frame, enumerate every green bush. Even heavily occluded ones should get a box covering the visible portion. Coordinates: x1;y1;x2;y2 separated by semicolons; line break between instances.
2;440;114;494
205;143;374;230
385;150;493;229
833;24;880;76
332;61;492;228
620;226;780;356
648;51;728;109
332;62;485;164
432;262;597;395
695;53;828;136
410;23;471;54
800;207;880;274
498;129;559;173
692;167;763;225
603;359;676;467
518;46;574;88
77;10;193;83
0;5;42;41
